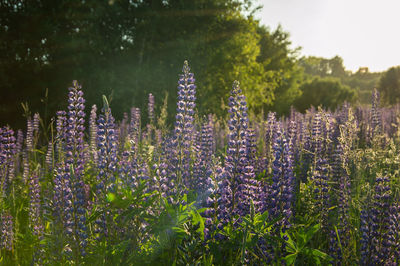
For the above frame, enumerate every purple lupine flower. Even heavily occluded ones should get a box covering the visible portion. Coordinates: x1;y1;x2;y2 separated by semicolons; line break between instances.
387;203;400;263
329;144;350;262
268;124;294;232
129;107;141;153
156;161;170;198
0;127;16;193
33;113;40;134
26;117;34;152
216;80;256;223
322;113;337;158
94;103;118;239
171;60;196;192
371;88;382;136
360;200;374;264
265;112;277;176
53;163;74;236
55;110;67;162
15;129;23;174
96;105;118;193
0;213;13;251
64;80;88;255
287;120;297;163
192;117;214;197
29;170;43;236
45;141;53;170
148;93;155;123
313;157;329;230
143;93;154;142
246;128;257;168
311;112;322;160
119;150;138;190
89;105;98;162
370;175;391;264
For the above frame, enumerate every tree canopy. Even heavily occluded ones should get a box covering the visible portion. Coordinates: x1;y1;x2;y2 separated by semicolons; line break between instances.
0;0;303;128
378;66;400;105
294;77;356;112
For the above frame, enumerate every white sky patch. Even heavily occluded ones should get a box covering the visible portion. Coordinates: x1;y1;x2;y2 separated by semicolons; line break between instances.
256;0;400;72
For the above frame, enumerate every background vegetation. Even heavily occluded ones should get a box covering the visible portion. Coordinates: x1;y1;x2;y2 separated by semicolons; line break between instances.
1;0;396;129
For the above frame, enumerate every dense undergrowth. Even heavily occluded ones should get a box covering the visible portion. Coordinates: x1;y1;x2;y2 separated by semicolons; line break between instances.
0;61;399;265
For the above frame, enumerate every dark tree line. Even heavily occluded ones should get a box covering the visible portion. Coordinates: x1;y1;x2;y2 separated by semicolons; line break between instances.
0;0;302;129
2;0;389;129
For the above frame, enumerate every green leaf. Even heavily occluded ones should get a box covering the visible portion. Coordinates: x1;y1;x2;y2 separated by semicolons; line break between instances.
304;223;320;245
334;225;343;253
191;210;205;239
102;95;109;111
285;233;297;252
311;248;332;261
106;193;116;202
284;253;298;265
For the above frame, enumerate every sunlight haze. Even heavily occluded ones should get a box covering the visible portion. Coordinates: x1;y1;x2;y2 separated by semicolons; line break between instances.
257;0;400;72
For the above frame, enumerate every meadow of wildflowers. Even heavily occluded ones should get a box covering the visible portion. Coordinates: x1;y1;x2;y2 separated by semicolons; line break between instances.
0;60;400;265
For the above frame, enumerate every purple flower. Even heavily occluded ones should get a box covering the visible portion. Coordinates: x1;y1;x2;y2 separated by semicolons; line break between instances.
64;80;88;255
168;60;197;194
0;127;16;193
29;170;43;236
45;141;53;170
148;93;155;123
371;88;382;135
89;105;98;162
192;117;215;202
216;80;256;222
268;124;294;232
0;213;13;251
129;107;141;153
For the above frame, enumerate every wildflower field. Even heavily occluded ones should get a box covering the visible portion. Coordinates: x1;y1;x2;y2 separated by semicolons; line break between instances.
0;61;399;265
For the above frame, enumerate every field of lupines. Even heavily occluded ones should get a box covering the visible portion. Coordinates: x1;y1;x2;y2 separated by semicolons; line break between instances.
0;60;400;265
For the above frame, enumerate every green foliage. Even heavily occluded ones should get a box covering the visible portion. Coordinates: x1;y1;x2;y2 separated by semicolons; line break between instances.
378;66;400;105
300;55;382;106
257;25;303;115
294;77;356;112
284;224;332;265
0;0;304;127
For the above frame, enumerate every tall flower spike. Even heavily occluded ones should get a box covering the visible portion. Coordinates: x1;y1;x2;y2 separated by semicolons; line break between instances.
45;141;53;170
129;107;141;154
95;102;118;238
89;105;98;162
360;192;374;264
15;129;23;173
55;111;67;161
371;88;382;136
0;213;14;251
370;175;391;264
329;144;351;262
216;80;255;223
29;170;43;236
387;202;400;263
64;80;88;255
268;124;294;233
0;127;16;193
192;117;215;202
171;60;196;192
148;93;155;123
26;118;34;152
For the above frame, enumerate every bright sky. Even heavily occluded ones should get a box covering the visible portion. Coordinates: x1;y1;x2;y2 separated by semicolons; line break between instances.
256;0;400;72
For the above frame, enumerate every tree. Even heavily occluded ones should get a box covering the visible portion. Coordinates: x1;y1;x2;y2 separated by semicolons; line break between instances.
256;25;303;115
0;0;302;128
378;66;400;105
294;77;356;112
299;56;347;78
